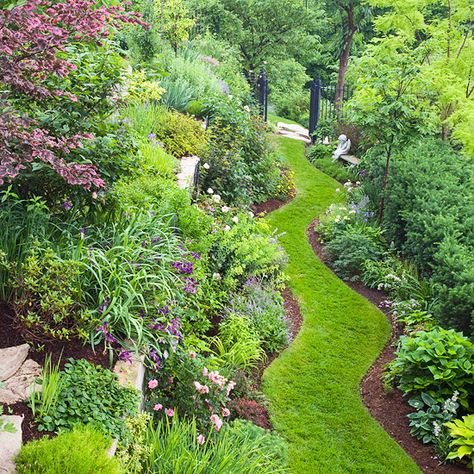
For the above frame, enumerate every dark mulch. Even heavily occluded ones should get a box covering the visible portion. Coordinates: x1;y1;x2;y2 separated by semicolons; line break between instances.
251;190;295;217
0;301;113;443
281;287;303;343
307;220;469;474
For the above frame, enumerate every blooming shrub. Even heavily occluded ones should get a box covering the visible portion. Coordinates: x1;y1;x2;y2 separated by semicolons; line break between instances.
145;351;235;433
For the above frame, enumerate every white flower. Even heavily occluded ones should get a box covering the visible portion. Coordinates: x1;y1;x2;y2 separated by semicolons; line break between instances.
356;181;361;185
207;188;214;194
221;206;230;213
248;211;254;218
232;216;239;224
212;272;221;281
344;181;352;188
349;209;356;214
334;216;341;223
335;188;340;193
243;105;250;113
203;163;210;170
212;194;221;203
223;225;231;232
228;95;233;100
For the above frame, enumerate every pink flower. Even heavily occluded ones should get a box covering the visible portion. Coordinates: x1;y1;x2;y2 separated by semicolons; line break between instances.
197;434;205;445
208;371;225;387
210;414;223;431
193;381;210;394
189;351;197;359
226;381;236;396
222;408;230;417
166;408;174;417
202;367;209;376
153;403;163;411
148;379;158;389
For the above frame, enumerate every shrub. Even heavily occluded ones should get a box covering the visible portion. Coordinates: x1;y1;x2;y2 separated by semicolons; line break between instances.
445;415;474;468
225;280;288;353
325;223;386;280
15;425;121;474
31;358;139;438
143;417;288;473
12;245;92;343
360;139;474;335
124;103;207;158
144;350;235;433
385;328;474;407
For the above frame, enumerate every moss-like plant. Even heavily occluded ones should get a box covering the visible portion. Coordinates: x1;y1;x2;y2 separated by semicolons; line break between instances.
15;425;122;474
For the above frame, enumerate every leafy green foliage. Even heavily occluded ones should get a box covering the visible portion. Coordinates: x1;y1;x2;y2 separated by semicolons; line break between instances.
407;392;458;446
31;359;139;437
307;144;358;182
385;328;474;407
15;425;122;474
325;223;386;280
445;415;474;467
12;245;92;343
225;281;288;353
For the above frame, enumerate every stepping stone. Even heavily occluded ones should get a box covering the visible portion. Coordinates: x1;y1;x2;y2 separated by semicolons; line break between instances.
177;156;200;190
0;359;42;405
0;344;29;382
276;122;311;144
0;415;23;474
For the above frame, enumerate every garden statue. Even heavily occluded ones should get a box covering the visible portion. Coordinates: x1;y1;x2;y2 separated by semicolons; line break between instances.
333;134;351;160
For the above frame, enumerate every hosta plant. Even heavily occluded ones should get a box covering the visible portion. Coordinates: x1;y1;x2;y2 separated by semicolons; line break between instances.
445;415;474;469
385;328;474;407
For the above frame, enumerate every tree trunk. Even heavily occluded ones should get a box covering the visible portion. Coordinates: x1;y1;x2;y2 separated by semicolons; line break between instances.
335;5;356;111
377;144;392;225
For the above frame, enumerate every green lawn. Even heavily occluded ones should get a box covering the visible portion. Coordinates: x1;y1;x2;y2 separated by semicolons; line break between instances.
262;137;420;473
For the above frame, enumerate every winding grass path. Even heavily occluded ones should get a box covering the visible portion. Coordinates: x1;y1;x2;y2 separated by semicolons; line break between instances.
262;136;420;473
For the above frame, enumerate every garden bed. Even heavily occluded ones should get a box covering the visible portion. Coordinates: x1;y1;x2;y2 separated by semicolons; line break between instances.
307;220;469;474
0;302;112;443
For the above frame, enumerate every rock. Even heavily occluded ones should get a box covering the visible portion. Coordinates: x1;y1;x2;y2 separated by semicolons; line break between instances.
276;122;311;143
0;359;42;405
177;156;200;190
0;344;30;382
0;415;23;474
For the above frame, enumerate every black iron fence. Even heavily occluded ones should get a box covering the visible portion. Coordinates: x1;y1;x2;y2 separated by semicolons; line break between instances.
309;78;353;141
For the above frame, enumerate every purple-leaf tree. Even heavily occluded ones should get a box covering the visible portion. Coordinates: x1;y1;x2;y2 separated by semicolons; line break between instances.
0;0;144;190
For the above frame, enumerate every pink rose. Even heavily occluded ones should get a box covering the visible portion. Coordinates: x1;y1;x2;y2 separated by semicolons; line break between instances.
202;367;208;376
226;381;236;396
210;414;223;431
197;434;205;445
189;351;197;359
166;408;174;417
222;408;230;417
153;403;163;411
148;379;158;389
193;381;210;394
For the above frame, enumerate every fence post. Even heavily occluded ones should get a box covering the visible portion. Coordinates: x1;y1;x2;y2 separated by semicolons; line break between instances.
257;69;268;122
309;77;321;143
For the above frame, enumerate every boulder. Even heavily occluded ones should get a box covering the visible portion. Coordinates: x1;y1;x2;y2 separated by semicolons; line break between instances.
0;359;42;405
0;415;23;474
0;344;29;382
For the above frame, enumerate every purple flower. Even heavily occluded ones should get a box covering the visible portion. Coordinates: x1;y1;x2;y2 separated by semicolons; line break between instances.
183;277;198;294
149;349;162;370
98;297;110;314
118;349;133;363
105;332;118;345
359;169;366;177
61;199;73;210
149;321;165;331
148;132;156;140
190;252;201;260
172;261;194;274
79;227;87;236
158;305;170;316
122;118;131;126
151;236;161;245
141;240;148;248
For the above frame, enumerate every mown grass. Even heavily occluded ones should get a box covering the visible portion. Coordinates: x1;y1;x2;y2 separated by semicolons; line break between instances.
262;137;420;473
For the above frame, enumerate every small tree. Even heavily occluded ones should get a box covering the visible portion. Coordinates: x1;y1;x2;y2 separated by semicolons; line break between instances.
0;0;143;190
160;0;194;54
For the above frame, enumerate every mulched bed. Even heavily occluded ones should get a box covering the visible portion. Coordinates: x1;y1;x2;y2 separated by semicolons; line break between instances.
251;190;295;217
307;219;469;474
0;301;112;443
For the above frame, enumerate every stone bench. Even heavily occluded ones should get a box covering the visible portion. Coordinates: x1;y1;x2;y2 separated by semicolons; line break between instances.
339;154;360;166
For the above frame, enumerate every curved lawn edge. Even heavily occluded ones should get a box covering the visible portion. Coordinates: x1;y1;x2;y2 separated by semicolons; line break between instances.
262;137;420;473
